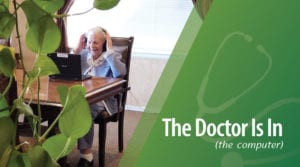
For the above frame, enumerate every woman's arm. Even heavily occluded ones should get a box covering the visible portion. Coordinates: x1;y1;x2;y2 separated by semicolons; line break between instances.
73;33;87;54
105;51;126;78
104;32;127;78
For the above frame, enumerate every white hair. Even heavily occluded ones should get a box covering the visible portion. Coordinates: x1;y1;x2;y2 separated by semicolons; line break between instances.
87;26;106;41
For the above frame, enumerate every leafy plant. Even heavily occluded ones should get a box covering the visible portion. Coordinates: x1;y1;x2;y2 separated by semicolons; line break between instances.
192;0;213;19
0;0;119;166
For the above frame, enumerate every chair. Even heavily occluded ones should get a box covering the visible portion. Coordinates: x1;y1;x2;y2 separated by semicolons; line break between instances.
94;36;134;167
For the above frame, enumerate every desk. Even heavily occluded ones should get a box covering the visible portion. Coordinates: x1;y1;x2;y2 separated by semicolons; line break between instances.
16;69;126;107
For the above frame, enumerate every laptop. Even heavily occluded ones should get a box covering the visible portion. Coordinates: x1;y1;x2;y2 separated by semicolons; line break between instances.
48;52;92;81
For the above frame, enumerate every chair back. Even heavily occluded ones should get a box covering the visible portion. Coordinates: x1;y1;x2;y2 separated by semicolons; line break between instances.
111;36;134;109
111;36;134;81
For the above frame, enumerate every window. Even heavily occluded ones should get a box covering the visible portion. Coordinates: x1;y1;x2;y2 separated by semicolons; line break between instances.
67;0;193;55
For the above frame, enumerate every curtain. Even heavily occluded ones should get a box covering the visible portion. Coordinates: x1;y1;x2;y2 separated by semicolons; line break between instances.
56;0;75;52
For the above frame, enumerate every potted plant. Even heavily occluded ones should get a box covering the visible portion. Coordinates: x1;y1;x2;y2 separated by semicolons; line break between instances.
0;0;120;166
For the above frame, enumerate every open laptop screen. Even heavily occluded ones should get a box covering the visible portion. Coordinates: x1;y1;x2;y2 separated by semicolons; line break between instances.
48;53;91;81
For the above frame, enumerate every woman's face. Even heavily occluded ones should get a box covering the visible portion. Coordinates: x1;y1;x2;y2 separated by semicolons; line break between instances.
87;32;105;57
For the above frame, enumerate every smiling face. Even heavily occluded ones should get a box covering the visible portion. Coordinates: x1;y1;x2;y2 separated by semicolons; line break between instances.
87;28;106;59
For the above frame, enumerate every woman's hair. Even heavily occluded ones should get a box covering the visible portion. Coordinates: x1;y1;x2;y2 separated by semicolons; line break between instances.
87;26;107;40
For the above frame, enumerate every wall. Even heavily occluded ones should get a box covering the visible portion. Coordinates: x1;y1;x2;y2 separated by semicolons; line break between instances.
126;52;168;111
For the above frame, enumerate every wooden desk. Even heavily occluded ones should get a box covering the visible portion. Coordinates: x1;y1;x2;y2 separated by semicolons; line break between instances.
16;70;126;107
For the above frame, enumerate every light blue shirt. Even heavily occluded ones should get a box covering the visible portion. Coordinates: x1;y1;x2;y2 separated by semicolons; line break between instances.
80;49;126;115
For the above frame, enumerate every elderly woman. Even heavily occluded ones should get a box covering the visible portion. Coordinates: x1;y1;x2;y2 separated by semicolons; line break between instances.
73;26;126;167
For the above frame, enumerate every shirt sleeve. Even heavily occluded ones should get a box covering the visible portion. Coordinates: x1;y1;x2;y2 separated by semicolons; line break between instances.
104;50;127;78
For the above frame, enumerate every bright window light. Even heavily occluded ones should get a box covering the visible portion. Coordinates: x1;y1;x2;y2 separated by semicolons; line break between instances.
67;0;193;55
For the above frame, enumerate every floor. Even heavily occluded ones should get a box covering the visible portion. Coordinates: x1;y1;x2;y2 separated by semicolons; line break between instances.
19;110;142;167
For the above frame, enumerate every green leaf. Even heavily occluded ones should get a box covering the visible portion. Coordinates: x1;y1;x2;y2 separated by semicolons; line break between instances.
20;0;47;25
32;0;64;14
58;85;92;138
0;11;15;38
0;146;12;167
0;47;16;77
7;150;29;167
28;54;59;78
28;145;59;167
93;0;120;10
0;6;6;13
13;98;38;120
25;15;61;54
0;0;9;8
20;153;31;167
42;134;76;160
0;117;14;144
57;86;68;106
0;93;9;118
0;0;9;15
0;117;14;160
13;99;39;136
21;0;62;54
